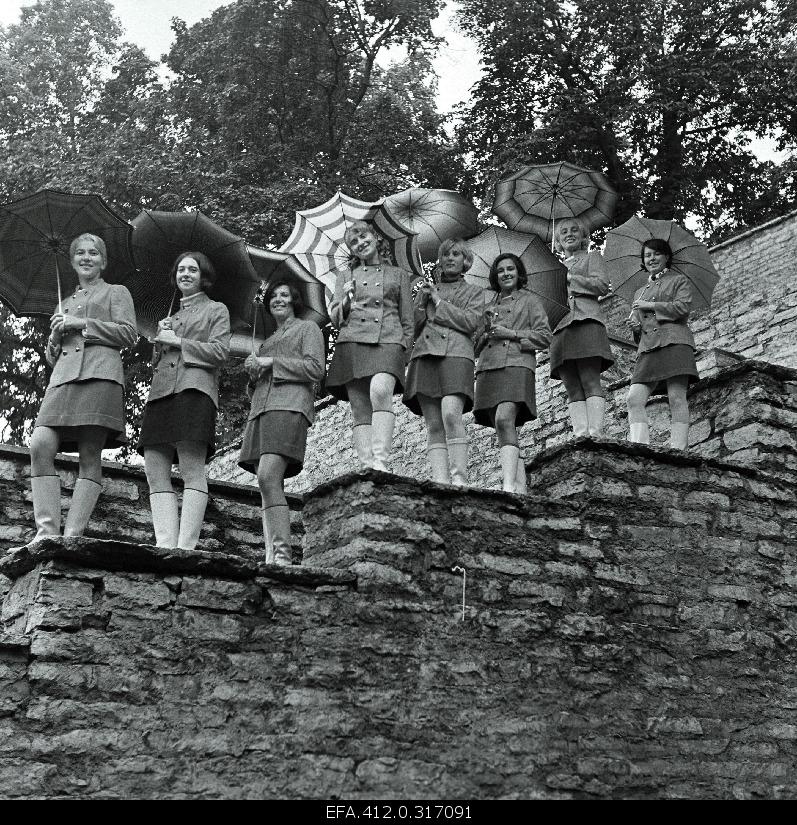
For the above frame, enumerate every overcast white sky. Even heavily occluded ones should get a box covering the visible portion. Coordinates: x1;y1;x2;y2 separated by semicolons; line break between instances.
0;0;481;114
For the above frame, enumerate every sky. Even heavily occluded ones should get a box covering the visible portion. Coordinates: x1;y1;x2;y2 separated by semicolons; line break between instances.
0;0;482;114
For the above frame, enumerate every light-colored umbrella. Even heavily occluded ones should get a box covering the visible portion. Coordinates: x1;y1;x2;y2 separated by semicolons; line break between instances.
603;216;720;311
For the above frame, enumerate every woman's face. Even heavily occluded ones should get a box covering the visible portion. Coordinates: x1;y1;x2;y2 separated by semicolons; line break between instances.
643;246;668;276
557;221;583;255
346;226;379;262
176;257;203;297
495;257;519;293
440;245;466;277
269;284;295;322
71;239;105;282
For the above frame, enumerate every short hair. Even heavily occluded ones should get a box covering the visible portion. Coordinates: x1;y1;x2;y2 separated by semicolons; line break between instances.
552;217;590;254
264;278;305;317
344;220;392;265
437;237;474;273
488;253;528;292
169;251;217;293
641;238;674;270
69;233;107;268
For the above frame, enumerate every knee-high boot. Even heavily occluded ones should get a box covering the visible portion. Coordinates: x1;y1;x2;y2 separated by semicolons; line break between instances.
351;423;373;469
426;442;451;484
64;477;102;537
499;444;520;492
149;490;179;548
447;437;469;486
371;410;395;472
177;488;208;550
670;421;690;450
568;401;589;437
585;396;606;438
263;504;292;566
515;454;528;495
31;475;62;540
629;422;650;444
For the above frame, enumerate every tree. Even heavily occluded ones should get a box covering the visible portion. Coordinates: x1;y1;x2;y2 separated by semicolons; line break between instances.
456;0;797;239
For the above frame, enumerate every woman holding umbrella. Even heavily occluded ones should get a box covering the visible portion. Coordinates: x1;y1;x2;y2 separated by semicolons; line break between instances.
138;252;231;550
29;233;138;539
549;218;614;438
626;239;698;449
326;220;413;472
403;238;485;485
238;279;325;565
473;254;551;492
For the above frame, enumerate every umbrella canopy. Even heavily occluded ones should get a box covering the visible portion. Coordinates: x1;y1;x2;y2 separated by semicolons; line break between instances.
464;226;569;328
0;188;135;317
279;191;423;293
603;216;720;311
493;161;617;244
128;209;260;338
383;188;480;261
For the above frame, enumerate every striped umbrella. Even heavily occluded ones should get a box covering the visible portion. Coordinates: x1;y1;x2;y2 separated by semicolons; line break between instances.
279;191;422;297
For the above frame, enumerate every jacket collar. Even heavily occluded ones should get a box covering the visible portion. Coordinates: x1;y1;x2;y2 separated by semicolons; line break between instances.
179;290;211;310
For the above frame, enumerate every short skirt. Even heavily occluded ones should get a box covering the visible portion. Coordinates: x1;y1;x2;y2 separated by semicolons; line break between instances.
631;344;699;396
238;410;309;478
137;389;217;463
35;379;126;452
549;320;614;379
403;355;475;415
473;367;537;428
326;342;406;400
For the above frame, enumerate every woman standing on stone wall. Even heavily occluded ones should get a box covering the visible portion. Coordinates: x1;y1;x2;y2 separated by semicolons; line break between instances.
29;233;138;540
239;279;324;565
403;238;485;485
326;220;413;471
548;218;615;438
473;254;551;493
626;238;698;449
138;252;231;550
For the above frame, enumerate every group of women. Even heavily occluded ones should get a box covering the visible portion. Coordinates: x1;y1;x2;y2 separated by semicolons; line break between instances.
28;220;699;564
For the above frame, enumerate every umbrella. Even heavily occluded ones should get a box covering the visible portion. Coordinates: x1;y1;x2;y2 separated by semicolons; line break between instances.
493;161;617;245
464;226;569;328
279;191;423;294
603;216;720;311
128;209;260;338
0;188;135;317
383;188;480;262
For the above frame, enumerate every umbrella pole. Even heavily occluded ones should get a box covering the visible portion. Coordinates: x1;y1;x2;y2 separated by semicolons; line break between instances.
55;258;63;314
252;303;257;354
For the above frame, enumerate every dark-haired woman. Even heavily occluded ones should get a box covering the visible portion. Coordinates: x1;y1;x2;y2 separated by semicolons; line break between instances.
29;233;138;540
626;238;698;449
139;251;231;549
239;280;324;565
473;254;551;492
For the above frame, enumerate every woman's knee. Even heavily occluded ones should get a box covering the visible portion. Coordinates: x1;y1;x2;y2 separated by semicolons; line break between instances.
494;404;517;442
578;361;604;397
370;373;395;410
441;396;465;435
626;384;649;415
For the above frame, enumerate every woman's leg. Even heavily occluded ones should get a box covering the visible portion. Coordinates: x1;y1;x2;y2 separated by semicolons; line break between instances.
667;376;690;450
578;357;606;437
29;426;62;538
418;395;449;483
441;394;468;485
558;363;588;436
370;372;396;471
144;445;179;547
347;378;374;468
515;428;528;495
175;440;209;550
64;426;107;537
257;453;292;565
495;402;520;492
627;382;652;444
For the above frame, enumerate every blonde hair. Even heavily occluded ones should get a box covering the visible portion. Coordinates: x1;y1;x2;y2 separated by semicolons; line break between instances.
553;217;590;254
69;233;107;268
344;220;392;266
437;237;474;273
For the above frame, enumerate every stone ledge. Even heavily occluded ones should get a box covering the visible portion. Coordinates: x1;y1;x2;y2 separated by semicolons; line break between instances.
0;537;356;588
0;632;30;652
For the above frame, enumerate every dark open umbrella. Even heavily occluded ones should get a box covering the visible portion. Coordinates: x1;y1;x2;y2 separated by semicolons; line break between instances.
0;189;135;316
464;226;569;328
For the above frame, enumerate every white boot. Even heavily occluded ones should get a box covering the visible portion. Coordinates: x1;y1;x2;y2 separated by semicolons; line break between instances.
149;490;179;548
629;422;650;444
568;401;589;437
177;488;208;550
351;424;373;469
515;456;527;495
31;475;61;540
371;410;395;472
261;508;273;564
447;437;469;486
64;477;102;537
264;504;292;566
670;421;690;450
426;442;451;484
585;396;606;438
500;445;520;492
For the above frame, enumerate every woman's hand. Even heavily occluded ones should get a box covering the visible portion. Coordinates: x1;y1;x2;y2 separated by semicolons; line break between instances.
626;313;641;330
153;328;181;347
489;324;516;340
50;312;86;336
342;279;356;300
158;318;173;331
244;353;273;380
632;299;655;312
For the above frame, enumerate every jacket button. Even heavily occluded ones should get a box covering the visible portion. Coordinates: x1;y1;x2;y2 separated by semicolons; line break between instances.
374;318;379;322
441;333;446;339
375;282;380;287
362;282;367;287
374;300;380;305
170;361;175;367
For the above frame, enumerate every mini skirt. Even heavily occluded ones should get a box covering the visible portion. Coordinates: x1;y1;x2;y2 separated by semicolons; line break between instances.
403;355;475;415
631;344;699;396
326;342;406;400
238;410;309;478
473;367;537;428
549;320;614;378
35;379;127;452
138;389;217;463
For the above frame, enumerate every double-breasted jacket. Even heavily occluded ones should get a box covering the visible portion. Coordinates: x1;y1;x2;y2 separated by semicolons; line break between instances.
629;271;695;354
553;250;610;334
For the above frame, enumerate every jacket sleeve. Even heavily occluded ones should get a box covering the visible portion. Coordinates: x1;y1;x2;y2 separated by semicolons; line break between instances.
83;285;138;349
272;323;325;383
430;285;484;335
515;296;552;351
181;302;231;368
653;275;692;321
328;269;352;330
568;251;610;297
398;271;414;350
